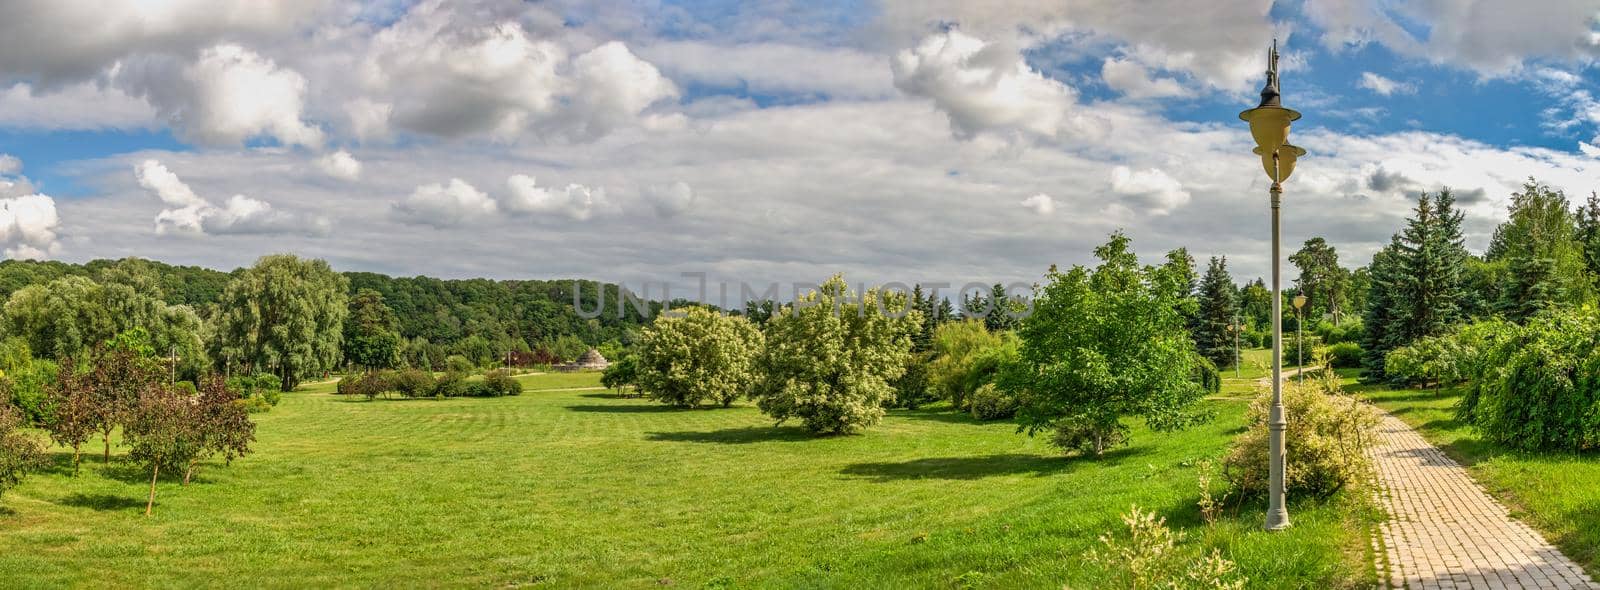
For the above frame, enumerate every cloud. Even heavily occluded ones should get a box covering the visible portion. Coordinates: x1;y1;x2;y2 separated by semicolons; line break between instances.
1110;166;1190;215
638;41;894;100
0;81;155;130
504;174;606;220
0;154;18;175
392;178;498;228
0;156;59;259
314;150;362;181
1305;0;1600;75
359;3;675;142
892;28;1102;142
1101;57;1189;99
1357;72;1416;96
644;181;695;217
118;44;323;147
1020;193;1057;215
135;159;324;235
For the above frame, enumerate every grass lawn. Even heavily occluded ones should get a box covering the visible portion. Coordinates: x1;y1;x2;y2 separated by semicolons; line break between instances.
1353;379;1600;579
1222;347;1307;380
1;372;1374;588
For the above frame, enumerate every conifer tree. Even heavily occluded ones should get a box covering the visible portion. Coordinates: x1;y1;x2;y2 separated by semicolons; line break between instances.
1194;257;1239;368
1360;239;1405;378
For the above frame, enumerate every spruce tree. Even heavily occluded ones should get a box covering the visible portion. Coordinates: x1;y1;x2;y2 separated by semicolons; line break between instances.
1194;257;1239;368
1576;192;1600;282
1360;239;1405;379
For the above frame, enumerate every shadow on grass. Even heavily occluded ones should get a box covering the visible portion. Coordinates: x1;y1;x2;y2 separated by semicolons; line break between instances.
893;408;981;425
57;493;146;512
838;450;1130;482
578;392;637;399
1368;390;1458;403
567;403;697;413
647;426;815;444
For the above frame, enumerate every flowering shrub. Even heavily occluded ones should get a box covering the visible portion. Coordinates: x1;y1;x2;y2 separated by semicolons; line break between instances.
1223;370;1380;498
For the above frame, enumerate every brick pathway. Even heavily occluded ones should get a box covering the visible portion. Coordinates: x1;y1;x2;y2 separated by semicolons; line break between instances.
1371;413;1598;589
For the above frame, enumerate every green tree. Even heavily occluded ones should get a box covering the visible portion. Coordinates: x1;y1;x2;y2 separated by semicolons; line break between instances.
999;233;1208;456
1289;238;1340;323
1362;191;1470;379
1578;192;1600;284
926;320;1015;410
600;354;640;396
636;308;763;408
342;289;403;369
212;255;349;391
1194;257;1239;368
1486;179;1590;308
0;402;44;506
752;275;920;434
1239;278;1272;331
1361;239;1406;379
1;276;116;360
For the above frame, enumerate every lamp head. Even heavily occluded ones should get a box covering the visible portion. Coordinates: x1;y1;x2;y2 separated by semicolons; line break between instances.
1238;39;1301;158
1253;143;1306;183
1293;294;1307;309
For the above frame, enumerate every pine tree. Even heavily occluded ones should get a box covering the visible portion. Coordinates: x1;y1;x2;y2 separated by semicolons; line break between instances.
1288;238;1339;324
1497;256;1563;322
1432;189;1469;326
1194;257;1239;368
1360;239;1405;379
1576;191;1600;281
1486;179;1589;307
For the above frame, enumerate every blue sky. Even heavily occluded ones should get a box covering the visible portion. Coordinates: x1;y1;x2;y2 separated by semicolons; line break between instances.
0;0;1598;287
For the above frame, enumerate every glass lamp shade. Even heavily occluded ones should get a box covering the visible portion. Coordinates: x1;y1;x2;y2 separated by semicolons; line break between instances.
1293;294;1307;309
1252;143;1306;183
1238;105;1301;156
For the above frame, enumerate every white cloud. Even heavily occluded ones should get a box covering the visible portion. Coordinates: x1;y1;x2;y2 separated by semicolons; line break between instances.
504;174;606;220
392;178;498;228
1020;193;1057;215
345;98;393;142
359;4;675;142
644;181;695;217
1305;0;1600;75
135;159;323;235
1357;72;1416;96
314;150;362;181
1110;166;1191;215
892;28;1102;142
0;194;61;259
1101;57;1189;99
0;154;18;175
118;44;323;147
639;41;893;100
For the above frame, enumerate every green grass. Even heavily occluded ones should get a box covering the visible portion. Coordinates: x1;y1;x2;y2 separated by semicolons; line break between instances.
1221;347;1308;380
1354;379;1600;579
0;373;1374;588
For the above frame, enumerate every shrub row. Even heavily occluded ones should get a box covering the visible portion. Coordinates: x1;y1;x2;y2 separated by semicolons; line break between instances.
336;368;522;400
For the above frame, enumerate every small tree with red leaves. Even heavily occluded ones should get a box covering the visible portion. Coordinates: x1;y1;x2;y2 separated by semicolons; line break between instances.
0;402;46;506
43;361;95;474
87;347;163;464
182;377;255;485
123;383;202;515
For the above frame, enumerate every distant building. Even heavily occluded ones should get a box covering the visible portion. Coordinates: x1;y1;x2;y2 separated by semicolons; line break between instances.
558;348;609;372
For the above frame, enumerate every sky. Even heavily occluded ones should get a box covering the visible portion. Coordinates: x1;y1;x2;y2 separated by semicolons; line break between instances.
0;0;1598;298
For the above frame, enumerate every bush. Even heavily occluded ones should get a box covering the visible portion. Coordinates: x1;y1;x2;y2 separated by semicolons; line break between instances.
637;308;763;408
480;369;522;397
338;370;397;400
444;354;474;374
1223;371;1380;498
891;352;937;409
600;355;639;396
432;372;469;398
1090;505;1247;589
239;396;273;414
1324;342;1362;369
1050;415;1129;457
393;369;436;398
1316;320;1363;345
1457;312;1600;451
1194;356;1221;394
967;383;1017;420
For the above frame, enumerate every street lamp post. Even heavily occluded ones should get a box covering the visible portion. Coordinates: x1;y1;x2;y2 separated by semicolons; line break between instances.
1229;320;1241;379
1239;39;1305;533
1293;294;1307;383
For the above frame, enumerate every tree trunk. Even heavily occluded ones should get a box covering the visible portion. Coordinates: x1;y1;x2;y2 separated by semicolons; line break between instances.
183;460;194;486
72;445;81;476
145;465;160;516
103;433;111;463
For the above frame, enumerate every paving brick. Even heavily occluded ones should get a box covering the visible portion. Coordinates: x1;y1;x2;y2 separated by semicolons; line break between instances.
1371;413;1598;589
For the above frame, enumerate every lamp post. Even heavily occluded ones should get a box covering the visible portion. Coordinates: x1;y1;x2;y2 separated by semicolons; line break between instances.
1239;39;1305;533
1293;294;1307;383
1231;319;1242;379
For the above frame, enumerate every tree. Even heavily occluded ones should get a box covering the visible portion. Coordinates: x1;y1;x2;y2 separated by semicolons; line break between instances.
962;283;1023;332
926;320;1015;410
1578;192;1600;283
1361;191;1471;379
1;276;116;360
182;377;256;485
600;354;640;396
123;383;202;516
85;346;164;463
998;233;1208;456
213;255;349;391
1161;247;1200;330
751;275;920;434
451;334;495;368
1361;240;1406;379
1288;238;1341;324
43;362;96;474
342;289;403;369
1486;179;1590;307
1194;257;1239;368
0;402;45;505
636;308;763;408
1239;278;1272;331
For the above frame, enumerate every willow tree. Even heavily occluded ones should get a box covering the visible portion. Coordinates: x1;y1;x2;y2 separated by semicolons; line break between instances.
213;255;348;391
752;275;921;434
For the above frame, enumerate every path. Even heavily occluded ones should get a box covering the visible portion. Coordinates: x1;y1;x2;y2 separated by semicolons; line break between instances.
1370;413;1598;589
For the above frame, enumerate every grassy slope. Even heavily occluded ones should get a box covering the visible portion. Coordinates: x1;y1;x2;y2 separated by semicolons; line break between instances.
0;372;1373;588
1353;379;1600;578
